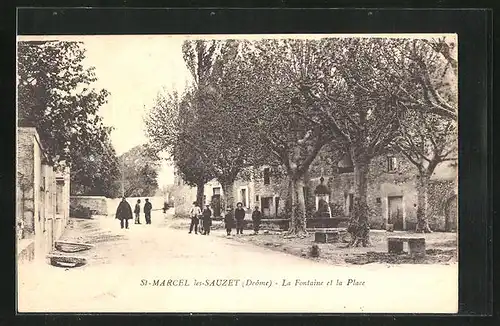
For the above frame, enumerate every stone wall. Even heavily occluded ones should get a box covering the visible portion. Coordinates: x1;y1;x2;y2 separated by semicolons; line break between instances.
70;196;108;215
17;127;71;262
172;174;197;217
306;152;455;231
427;180;457;231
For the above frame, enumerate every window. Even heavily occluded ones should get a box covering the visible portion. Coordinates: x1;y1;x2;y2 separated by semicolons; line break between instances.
240;188;247;207
338;166;354;174
387;156;397;172
255;195;259;202
263;168;270;185
203;195;207;205
213;187;221;195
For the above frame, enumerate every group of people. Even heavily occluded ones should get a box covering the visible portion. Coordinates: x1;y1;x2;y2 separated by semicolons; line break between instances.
115;197;153;229
189;201;263;236
188;202;213;235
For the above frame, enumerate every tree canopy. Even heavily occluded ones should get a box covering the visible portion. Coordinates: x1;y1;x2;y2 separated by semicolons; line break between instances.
119;145;160;198
17;40;121;197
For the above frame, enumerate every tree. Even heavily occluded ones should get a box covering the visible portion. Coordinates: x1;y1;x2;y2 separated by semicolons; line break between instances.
292;38;411;245
18;41;111;164
147;40;265;210
394;38;458;232
18;40;120;196
397;111;457;232
244;39;335;234
172;139;216;207
119;145;159;197
405;37;458;121
70;131;121;197
299;37;458;244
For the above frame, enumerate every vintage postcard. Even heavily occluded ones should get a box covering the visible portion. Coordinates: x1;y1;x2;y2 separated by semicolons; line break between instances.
16;33;458;313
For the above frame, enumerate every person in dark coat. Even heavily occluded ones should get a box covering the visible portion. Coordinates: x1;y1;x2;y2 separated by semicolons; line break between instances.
252;205;262;234
234;202;246;235
144;198;152;225
224;206;234;236
202;204;212;235
134;199;141;224
115;197;133;229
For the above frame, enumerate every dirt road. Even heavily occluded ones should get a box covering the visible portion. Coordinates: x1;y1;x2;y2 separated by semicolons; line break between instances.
17;210;458;313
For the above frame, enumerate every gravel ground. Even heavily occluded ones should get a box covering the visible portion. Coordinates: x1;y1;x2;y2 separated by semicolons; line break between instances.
168;218;457;265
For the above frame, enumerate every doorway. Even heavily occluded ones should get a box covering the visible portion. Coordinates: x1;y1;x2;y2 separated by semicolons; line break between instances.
388;196;404;231
261;197;273;218
212;187;221;217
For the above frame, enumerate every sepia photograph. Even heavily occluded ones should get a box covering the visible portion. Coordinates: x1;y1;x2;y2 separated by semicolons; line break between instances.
16;33;458;313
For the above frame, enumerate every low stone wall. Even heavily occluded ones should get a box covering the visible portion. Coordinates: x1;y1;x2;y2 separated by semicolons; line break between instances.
70;196;108;215
17;239;35;263
306;217;350;229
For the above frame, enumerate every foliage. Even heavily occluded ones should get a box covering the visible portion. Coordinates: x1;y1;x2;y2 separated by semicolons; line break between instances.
146;40;267;208
18;40;120;197
69;131;121;197
242;39;337;234
119;145;159;197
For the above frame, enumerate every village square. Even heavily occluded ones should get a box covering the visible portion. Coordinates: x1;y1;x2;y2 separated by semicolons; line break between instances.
16;34;458;312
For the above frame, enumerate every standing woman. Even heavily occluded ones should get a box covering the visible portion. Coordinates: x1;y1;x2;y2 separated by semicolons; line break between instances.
116;196;133;229
252;205;262;234
224;206;234;236
234;202;246;235
202;204;212;235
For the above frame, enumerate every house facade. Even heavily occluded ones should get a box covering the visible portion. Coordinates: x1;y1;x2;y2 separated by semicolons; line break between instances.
173;150;457;232
17;127;71;263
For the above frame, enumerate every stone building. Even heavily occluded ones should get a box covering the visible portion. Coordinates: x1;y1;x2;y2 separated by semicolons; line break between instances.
173;149;457;231
17;127;71;263
306;151;458;231
173;165;289;219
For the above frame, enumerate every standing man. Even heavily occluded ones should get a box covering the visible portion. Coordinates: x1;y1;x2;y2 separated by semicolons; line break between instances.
224;206;234;236
115;196;133;229
252;205;262;234
234;202;246;235
189;201;201;234
144;198;152;225
134;199;141;224
202;204;212;235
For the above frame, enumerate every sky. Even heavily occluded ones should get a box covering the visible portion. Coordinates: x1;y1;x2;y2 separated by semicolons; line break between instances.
18;35;195;186
80;35;193;186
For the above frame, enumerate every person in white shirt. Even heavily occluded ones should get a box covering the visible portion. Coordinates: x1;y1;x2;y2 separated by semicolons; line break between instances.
189;201;202;234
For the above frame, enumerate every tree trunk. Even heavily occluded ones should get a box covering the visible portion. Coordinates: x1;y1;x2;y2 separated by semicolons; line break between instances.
348;148;371;247
415;173;432;233
288;174;307;235
221;181;235;211
196;180;205;207
353;159;369;224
